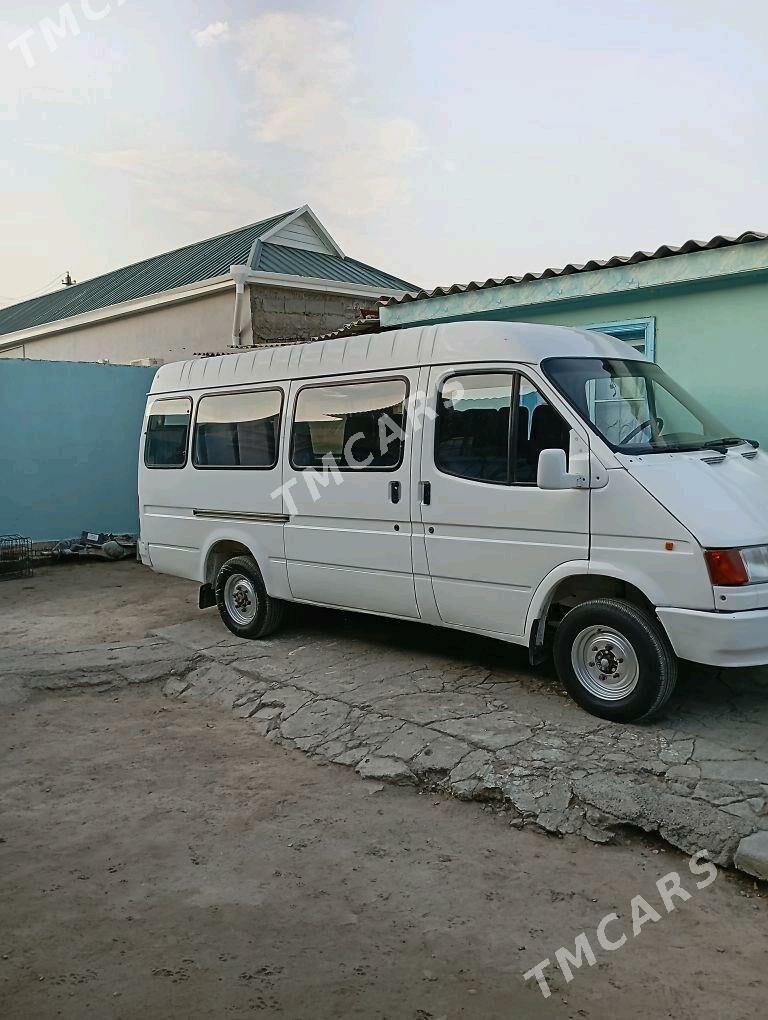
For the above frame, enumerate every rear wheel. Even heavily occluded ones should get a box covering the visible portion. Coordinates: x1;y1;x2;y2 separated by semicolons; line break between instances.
553;597;677;722
215;555;285;639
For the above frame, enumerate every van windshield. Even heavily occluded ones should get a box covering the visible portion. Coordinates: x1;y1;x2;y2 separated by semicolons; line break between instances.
542;357;737;454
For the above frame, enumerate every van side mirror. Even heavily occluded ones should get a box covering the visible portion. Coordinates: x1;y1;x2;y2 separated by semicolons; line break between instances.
537;448;587;490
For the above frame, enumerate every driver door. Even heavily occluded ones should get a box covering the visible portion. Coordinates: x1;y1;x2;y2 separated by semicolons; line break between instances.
418;365;590;638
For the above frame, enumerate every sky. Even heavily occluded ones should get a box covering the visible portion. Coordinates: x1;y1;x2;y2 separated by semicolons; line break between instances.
1;0;767;306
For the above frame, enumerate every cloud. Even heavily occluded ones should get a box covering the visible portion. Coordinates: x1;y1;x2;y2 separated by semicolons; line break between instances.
234;12;423;217
193;21;230;48
63;146;266;227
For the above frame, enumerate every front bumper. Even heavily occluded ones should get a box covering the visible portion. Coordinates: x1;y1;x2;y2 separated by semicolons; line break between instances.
657;606;768;668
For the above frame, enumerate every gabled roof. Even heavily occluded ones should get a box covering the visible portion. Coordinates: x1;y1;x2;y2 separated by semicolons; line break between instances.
384;229;768;305
253;243;415;290
0;206;416;339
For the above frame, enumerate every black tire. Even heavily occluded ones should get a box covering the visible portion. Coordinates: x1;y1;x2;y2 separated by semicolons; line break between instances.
553;598;677;723
214;555;286;639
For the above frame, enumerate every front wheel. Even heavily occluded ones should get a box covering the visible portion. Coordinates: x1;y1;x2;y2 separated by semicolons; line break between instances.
215;555;286;639
553;598;677;722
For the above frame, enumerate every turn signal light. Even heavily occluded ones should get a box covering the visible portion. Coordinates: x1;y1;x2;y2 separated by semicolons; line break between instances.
704;549;749;586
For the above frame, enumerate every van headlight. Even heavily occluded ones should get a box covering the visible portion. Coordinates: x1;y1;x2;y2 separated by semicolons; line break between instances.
705;546;768;586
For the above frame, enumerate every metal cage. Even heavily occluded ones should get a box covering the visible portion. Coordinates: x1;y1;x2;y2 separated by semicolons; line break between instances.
0;534;33;581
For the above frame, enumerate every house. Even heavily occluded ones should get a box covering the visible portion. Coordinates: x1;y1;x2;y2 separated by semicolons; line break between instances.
378;230;768;447
0;206;416;365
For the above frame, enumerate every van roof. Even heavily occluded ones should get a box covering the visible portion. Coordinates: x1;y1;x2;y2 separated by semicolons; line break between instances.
149;320;644;394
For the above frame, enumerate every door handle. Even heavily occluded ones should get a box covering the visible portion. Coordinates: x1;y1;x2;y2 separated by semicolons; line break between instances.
389;480;401;504
420;481;431;506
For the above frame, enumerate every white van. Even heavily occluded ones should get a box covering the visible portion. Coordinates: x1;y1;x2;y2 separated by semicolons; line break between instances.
138;320;768;722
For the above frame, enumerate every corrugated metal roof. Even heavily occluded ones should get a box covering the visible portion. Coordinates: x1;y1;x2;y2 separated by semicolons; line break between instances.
254;243;415;290
309;316;383;343
385;230;768;306
0;209;416;339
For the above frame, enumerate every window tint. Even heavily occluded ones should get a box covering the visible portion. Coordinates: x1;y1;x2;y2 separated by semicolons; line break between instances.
193;390;282;468
435;373;571;485
435;374;512;482
514;377;571;483
292;379;407;470
144;397;191;468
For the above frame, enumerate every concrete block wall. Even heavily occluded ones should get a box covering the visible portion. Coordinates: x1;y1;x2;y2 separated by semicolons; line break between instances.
250;285;364;343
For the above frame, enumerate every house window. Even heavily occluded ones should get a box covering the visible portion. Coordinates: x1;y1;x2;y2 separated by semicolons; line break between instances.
583;318;656;360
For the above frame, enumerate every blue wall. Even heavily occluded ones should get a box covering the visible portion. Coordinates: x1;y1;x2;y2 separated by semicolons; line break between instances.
0;360;157;541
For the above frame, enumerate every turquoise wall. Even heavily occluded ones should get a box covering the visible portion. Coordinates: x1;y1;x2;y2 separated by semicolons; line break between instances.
0;360;157;541
387;272;768;448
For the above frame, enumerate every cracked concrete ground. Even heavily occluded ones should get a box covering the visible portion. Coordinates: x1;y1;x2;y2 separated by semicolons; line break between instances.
149;606;768;876
2;563;768;878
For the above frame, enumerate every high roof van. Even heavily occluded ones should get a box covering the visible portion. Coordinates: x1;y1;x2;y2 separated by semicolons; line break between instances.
138;320;768;722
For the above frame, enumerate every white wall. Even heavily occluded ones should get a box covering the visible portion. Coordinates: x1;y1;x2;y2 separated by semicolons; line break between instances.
0;290;237;364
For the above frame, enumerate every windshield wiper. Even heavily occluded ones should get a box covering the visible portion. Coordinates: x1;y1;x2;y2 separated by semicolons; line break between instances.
703;437;758;450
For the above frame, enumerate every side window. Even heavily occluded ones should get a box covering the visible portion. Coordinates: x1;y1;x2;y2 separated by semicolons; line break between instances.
514;377;571;483
435;373;571;485
193;389;282;469
144;397;191;468
291;379;407;470
435;374;513;483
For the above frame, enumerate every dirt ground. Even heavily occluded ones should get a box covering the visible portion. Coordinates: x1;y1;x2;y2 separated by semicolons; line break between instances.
0;561;199;651
1;563;766;1019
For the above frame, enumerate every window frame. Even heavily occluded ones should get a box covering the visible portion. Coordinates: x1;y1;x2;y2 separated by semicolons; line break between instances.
583;317;656;361
191;386;284;472
289;375;410;473
143;395;193;470
433;369;570;488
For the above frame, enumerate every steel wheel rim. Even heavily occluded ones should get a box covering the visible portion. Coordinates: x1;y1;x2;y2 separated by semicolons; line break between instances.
571;626;640;701
224;574;258;626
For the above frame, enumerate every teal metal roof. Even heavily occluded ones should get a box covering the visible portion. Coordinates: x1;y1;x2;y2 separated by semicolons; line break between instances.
254;242;415;290
0;210;416;339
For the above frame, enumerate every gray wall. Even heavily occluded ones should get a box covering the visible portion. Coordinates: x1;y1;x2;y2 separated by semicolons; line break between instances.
0;360;156;541
250;284;363;343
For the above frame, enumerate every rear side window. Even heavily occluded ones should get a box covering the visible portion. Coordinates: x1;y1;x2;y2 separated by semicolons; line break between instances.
144;397;192;468
435;373;571;485
193;389;282;469
291;379;407;470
